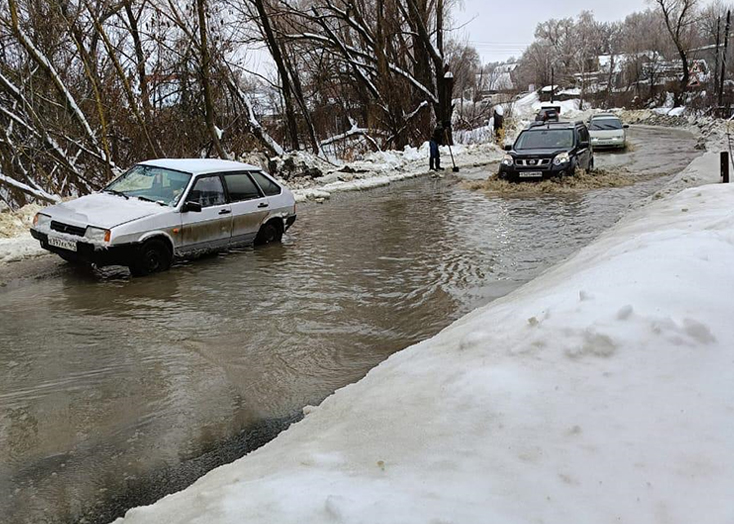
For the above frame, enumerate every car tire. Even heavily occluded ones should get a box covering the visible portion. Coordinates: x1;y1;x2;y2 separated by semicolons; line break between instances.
255;220;283;246
129;238;172;277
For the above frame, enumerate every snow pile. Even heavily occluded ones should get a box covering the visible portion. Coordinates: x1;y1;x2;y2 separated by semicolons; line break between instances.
654;106;686;117
0;204;47;263
290;141;504;203
0;203;42;238
115;171;734;523
511;90;587;122
0;234;46;264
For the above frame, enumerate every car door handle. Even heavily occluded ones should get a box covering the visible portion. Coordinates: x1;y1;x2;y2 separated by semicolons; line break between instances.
258;203;269;208
219;209;231;215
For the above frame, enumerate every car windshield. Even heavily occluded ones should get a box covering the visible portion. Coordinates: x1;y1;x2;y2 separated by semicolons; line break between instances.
515;129;574;150
104;165;192;206
590;119;623;130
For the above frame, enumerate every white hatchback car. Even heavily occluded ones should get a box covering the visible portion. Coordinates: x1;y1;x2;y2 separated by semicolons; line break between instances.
30;159;297;275
589;114;629;149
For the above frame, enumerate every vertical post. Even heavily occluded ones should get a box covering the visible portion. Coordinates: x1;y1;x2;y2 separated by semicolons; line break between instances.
719;10;731;108
721;151;729;183
551;67;555;103
715;16;721;105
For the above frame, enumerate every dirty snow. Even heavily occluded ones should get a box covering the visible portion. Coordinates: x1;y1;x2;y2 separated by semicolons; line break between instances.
290;141;504;203
0;204;46;263
114;134;734;523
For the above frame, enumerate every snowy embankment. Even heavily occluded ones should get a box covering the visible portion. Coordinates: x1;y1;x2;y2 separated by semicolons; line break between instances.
115;137;734;522
290;141;503;203
0;204;45;264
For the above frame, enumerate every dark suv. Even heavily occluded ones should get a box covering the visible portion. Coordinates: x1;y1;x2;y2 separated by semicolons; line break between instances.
498;121;594;181
535;107;559;122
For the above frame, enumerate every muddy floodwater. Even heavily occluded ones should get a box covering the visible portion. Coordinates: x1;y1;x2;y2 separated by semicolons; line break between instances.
0;126;699;524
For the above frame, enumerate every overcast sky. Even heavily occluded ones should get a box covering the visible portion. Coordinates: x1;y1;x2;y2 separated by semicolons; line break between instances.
452;0;666;64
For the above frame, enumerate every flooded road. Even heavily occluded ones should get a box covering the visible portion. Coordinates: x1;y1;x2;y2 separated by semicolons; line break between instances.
0;126;700;524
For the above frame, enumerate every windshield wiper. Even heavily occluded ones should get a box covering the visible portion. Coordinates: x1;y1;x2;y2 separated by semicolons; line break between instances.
136;195;167;206
105;189;129;200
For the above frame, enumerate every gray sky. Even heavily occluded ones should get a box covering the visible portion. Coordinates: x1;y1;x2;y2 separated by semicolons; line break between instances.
452;0;658;64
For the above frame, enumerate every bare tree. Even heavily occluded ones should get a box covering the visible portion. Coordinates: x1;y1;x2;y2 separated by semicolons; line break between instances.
655;0;699;106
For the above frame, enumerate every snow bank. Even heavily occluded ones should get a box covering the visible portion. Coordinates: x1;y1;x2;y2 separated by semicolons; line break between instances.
0;233;46;264
291;142;503;203
0;204;47;263
114;157;734;523
0;203;42;239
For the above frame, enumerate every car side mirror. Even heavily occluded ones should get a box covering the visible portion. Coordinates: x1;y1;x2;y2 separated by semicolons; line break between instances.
623;124;629;129
580;142;590;148
504;144;512;151
182;201;202;213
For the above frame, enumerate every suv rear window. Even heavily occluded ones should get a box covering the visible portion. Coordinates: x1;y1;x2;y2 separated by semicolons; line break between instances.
516;129;574;150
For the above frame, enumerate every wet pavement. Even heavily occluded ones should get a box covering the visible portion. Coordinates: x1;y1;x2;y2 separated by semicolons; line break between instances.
0;126;700;524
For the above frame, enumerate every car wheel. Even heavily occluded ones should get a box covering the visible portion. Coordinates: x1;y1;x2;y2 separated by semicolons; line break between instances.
129;239;172;277
255;221;283;246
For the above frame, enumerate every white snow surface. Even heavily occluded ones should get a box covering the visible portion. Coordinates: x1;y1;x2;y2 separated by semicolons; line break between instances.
0;233;45;264
115;147;734;523
291;141;503;203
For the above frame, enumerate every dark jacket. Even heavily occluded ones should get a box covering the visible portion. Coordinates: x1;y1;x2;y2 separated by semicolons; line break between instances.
431;125;445;145
493;113;504;130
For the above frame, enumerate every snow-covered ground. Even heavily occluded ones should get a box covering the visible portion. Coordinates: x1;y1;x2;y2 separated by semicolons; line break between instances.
0;203;45;264
290;141;503;203
113;128;734;523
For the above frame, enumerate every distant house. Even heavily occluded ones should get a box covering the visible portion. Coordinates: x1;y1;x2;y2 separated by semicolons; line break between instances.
477;63;517;100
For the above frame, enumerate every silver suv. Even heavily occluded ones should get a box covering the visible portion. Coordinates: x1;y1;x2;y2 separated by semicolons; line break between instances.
30;159;297;275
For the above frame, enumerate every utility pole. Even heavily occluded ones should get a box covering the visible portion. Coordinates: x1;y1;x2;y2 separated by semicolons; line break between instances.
551;67;555;103
719;10;731;108
714;16;721;104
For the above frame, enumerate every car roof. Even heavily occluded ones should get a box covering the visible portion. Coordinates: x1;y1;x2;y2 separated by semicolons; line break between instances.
590;113;620;119
528;121;580;130
138;158;260;175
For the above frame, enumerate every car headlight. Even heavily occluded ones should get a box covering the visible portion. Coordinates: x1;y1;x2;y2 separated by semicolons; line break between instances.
86;227;111;243
553;152;570;165
33;213;51;228
501;154;514;166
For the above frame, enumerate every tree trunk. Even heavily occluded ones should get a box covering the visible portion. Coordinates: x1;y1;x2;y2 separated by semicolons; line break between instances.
251;0;300;150
197;0;226;158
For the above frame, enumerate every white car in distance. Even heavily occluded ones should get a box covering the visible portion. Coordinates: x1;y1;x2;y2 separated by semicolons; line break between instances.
588;114;629;149
30;159;297;276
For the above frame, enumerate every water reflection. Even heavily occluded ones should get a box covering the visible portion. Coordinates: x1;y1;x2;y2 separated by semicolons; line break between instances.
0;173;682;523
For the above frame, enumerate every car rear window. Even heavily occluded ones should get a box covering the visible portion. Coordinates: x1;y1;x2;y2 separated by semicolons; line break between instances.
590;119;623;130
225;173;262;201
515;129;574;150
251;171;281;196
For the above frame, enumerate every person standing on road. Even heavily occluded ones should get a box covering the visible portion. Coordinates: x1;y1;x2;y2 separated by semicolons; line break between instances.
493;106;504;143
429;122;444;171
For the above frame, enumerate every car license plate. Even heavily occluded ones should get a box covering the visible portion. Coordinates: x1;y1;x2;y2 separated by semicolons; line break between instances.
48;235;77;252
519;171;543;178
